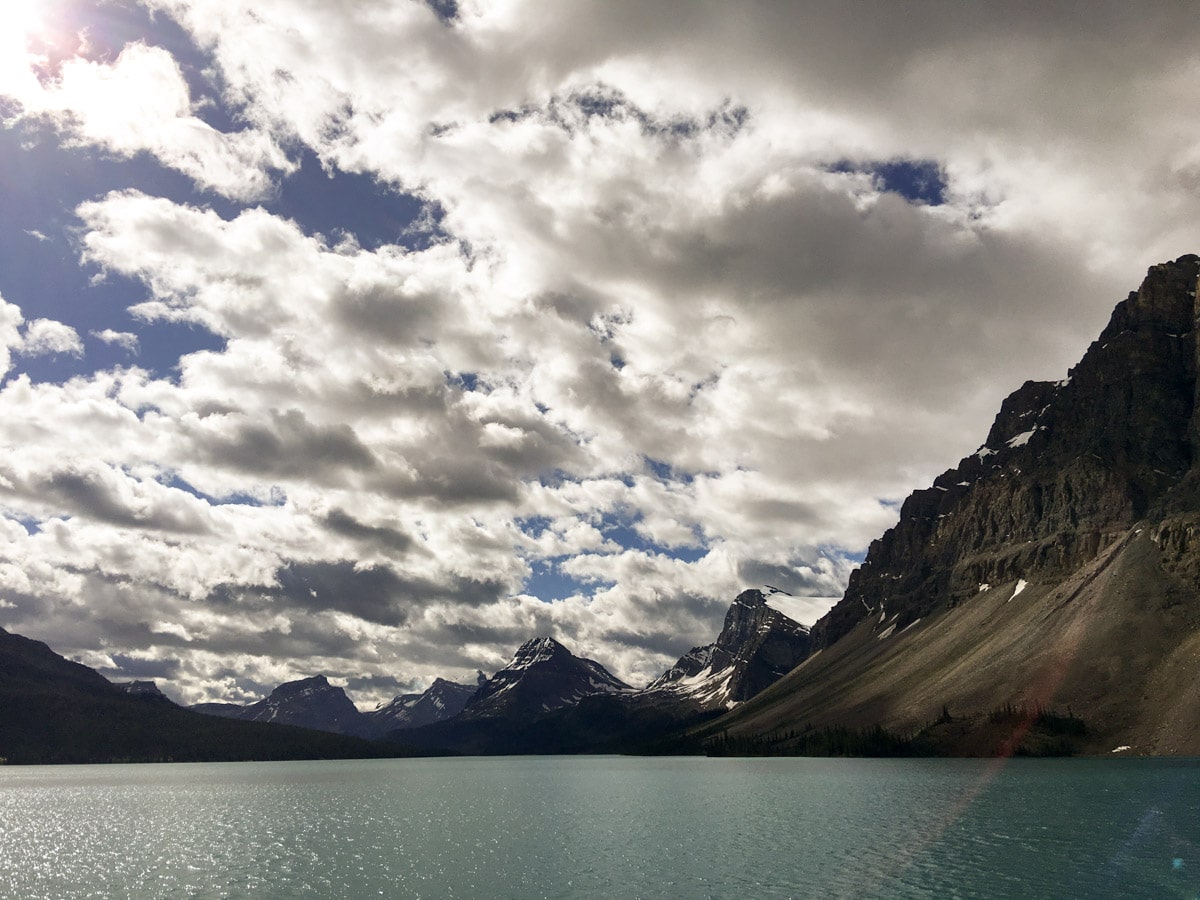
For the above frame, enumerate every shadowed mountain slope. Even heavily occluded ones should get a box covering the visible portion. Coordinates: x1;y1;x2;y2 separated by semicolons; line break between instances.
704;255;1200;755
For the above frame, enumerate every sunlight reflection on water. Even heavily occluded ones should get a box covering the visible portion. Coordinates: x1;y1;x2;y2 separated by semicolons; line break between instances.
0;757;1197;899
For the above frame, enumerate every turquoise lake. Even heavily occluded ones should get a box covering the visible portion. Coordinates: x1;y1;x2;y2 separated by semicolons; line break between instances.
1;756;1197;898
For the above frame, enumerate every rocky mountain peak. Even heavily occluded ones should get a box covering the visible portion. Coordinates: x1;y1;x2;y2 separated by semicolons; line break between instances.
268;674;332;698
715;589;791;653
1114;254;1198;332
509;636;570;669
114;680;174;704
363;675;477;735
463;635;630;719
646;588;811;708
238;673;366;736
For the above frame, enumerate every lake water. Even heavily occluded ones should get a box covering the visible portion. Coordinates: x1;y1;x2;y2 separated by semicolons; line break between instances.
0;755;1197;898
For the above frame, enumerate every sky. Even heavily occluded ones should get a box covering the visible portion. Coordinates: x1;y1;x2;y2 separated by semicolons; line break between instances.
1;0;1198;707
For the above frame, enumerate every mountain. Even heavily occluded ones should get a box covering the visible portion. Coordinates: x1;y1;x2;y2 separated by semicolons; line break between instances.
115;680;175;704
0;626;415;764
643;589;811;710
238;675;368;735
189;701;247;719
191;672;480;739
463;636;631;719
704;254;1200;756
364;676;480;734
395;636;634;753
190;674;370;737
396;596;813;755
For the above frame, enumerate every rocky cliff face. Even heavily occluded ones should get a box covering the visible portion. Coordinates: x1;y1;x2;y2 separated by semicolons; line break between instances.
645;589;811;708
709;255;1200;755
814;254;1200;649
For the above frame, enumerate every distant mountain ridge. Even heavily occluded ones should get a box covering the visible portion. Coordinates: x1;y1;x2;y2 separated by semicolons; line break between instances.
183;590;817;756
238;675;366;735
0;627;412;764
367;676;481;733
395;592;813;754
190;673;479;738
115;680;174;703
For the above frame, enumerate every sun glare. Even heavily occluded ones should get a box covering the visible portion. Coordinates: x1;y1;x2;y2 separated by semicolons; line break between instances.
1;0;86;93
2;0;49;65
0;1;43;92
10;0;46;41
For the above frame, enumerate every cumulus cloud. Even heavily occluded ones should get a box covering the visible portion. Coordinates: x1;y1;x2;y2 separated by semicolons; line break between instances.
91;329;139;352
1;1;1199;704
18;318;84;357
0;299;24;379
0;297;83;376
2;40;292;200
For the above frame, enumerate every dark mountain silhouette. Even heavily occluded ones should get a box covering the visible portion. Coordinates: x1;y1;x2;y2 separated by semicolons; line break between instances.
463;636;631;718
0;627;418;764
114;680;175;704
395;636;639;753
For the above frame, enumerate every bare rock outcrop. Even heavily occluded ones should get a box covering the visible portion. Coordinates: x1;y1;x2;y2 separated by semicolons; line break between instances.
813;254;1200;649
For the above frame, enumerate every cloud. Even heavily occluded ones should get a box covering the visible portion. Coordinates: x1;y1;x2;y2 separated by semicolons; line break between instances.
0;298;24;379
0;297;83;377
91;329;139;352
1;1;1200;705
18;318;84;357
32;464;213;533
320;508;415;554
3;41;292;200
190;408;377;482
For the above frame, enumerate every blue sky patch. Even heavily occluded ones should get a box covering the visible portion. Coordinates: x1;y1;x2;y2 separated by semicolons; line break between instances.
599;510;705;557
6;514;42;536
515;515;553;538
831;158;947;206
265;151;426;251
643;456;699;484
161;473;284;508
449;371;481;393
524;558;596;601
